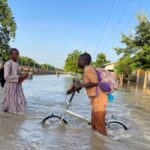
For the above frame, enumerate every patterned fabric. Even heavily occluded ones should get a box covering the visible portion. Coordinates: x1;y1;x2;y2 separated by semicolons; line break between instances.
1;60;26;113
95;68;118;93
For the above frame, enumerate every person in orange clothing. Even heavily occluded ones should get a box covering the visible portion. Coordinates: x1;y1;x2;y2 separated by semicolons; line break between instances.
71;53;108;135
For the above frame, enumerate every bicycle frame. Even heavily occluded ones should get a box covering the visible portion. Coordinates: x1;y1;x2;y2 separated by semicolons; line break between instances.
61;91;91;123
65;110;90;123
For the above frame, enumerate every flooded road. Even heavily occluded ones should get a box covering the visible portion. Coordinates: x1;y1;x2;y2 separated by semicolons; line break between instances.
0;75;150;150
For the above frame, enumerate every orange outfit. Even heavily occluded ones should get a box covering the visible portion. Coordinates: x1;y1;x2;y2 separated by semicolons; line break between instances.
83;65;108;135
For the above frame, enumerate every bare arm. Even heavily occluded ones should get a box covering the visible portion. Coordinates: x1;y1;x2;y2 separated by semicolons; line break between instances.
77;82;98;89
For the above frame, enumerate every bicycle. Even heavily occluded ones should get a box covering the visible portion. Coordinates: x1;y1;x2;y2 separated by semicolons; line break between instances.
42;89;128;131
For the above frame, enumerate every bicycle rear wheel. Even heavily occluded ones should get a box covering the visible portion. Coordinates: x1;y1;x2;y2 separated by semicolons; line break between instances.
107;121;128;130
42;114;67;125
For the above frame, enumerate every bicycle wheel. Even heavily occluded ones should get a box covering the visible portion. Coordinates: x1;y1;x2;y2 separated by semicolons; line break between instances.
42;114;67;125
107;121;128;130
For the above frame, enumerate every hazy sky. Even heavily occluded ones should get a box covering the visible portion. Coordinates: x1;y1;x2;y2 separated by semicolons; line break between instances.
8;0;150;68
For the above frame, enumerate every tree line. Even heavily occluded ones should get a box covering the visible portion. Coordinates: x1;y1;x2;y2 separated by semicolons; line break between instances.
19;56;60;71
64;50;110;73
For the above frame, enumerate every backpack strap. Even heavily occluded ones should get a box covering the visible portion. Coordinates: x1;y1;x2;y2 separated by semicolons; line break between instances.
94;68;102;82
8;60;13;76
93;67;100;96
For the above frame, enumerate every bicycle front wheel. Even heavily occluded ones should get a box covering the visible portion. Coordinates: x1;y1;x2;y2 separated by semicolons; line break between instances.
42;114;67;125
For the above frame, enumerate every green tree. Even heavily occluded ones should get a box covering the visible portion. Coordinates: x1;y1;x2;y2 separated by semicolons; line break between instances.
114;14;150;89
20;56;37;67
133;45;150;88
19;56;57;71
115;56;135;87
0;0;16;61
94;53;110;67
20;56;30;66
64;50;82;73
0;50;10;61
0;28;10;61
133;15;150;71
41;64;56;71
133;45;150;70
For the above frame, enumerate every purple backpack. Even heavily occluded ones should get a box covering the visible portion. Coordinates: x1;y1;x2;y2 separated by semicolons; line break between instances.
95;68;118;94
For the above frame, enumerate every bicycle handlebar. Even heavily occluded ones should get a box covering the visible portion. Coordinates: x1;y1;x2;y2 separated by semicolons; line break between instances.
66;79;82;105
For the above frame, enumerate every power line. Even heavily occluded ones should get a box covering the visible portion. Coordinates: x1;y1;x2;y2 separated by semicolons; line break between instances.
123;0;145;31
102;0;130;51
95;0;116;51
110;0;145;51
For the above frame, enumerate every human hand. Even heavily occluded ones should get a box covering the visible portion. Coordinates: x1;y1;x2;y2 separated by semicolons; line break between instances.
19;73;29;83
66;85;76;94
73;82;83;91
24;73;29;79
67;80;82;94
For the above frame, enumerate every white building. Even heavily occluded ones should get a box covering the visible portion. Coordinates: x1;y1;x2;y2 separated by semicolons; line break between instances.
101;62;116;72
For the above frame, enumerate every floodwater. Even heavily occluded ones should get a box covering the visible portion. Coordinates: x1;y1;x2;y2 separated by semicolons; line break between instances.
0;75;150;150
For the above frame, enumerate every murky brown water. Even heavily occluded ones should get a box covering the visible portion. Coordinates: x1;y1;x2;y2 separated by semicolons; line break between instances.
0;75;150;150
